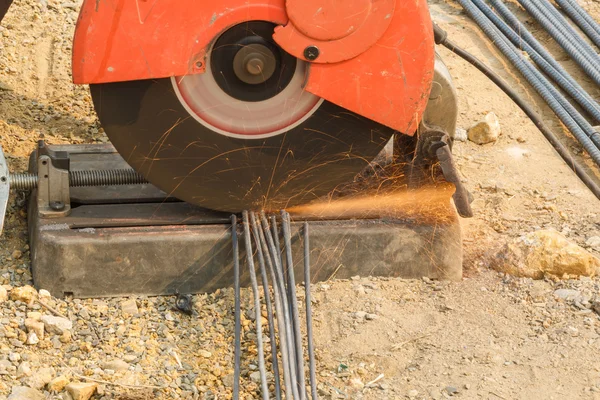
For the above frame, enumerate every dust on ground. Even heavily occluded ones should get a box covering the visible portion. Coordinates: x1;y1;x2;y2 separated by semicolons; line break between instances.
1;0;600;399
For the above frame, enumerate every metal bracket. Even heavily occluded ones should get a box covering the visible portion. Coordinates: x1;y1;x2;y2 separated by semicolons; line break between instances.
0;145;9;234
36;154;71;218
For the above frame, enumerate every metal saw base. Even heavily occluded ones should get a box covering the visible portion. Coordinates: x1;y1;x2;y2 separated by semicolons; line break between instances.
27;144;463;299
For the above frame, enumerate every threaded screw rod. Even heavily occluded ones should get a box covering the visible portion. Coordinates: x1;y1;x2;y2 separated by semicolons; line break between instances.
8;169;147;190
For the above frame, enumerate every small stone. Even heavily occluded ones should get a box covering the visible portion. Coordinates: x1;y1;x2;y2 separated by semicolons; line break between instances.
249;371;261;383
12;250;22;259
408;389;419;398
199;350;212;358
8;386;45;400
27;312;42;321
66;382;98;400
25;318;45;340
10;286;38;303
41;315;72;335
123;355;137;362
454;128;468;142
0;286;7;302
586;236;600;249
59;330;72;343
222;373;234;388
27;367;55;390
26;332;39;345
120;299;138;316
38;289;51;299
17;362;32;378
101;359;129;372
165;312;175;321
444;386;458;395
48;376;70;392
554;289;581;301
467;112;501;145
365;313;378;320
9;352;21;362
354;311;367;319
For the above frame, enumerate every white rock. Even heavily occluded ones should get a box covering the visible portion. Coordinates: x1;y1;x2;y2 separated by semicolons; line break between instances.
26;332;39;345
66;382;98;400
467;112;501;145
17;362;32;378
27;367;55;390
41;315;72;335
120;299;138;316
38;289;51;298
454;128;468;142
8;386;45;400
10;286;38;303
101;359;129;372
0;286;7;302
554;289;581;301
9;352;21;362
586;236;600;249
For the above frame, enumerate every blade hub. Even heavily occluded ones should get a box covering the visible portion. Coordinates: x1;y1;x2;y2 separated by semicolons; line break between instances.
232;43;276;84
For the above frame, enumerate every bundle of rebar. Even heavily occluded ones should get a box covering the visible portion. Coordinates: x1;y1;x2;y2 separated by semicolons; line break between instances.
230;211;318;400
455;0;600;168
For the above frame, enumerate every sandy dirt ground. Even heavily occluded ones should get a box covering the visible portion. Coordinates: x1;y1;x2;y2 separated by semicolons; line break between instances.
1;0;600;399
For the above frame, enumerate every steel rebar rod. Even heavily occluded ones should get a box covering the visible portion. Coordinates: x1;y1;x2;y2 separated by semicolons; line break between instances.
490;0;600;86
260;212;301;400
434;24;600;200
517;0;600;79
252;212;295;399
281;211;307;400
554;0;600;49
242;212;270;400
478;0;600;123
303;222;318;400
457;0;600;165
231;215;242;400
251;213;283;400
559;0;600;37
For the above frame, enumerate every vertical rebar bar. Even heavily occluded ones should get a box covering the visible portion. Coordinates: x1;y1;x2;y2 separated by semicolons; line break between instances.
251;213;283;400
281;210;307;400
303;222;318;399
232;215;241;400
261;212;301;400
242;211;270;400
252;212;295;399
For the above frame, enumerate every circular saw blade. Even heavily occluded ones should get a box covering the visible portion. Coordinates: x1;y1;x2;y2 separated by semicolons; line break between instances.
89;22;397;212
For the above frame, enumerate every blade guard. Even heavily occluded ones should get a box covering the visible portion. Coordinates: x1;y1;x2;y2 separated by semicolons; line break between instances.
72;0;434;135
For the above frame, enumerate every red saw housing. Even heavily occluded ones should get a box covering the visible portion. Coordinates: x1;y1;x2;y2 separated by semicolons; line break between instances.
72;0;435;135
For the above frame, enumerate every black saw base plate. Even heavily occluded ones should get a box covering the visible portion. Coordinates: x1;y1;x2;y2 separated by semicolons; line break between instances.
27;144;463;299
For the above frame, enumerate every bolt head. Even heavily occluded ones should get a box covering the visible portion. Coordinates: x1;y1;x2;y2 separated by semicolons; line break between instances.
49;201;65;211
304;46;320;61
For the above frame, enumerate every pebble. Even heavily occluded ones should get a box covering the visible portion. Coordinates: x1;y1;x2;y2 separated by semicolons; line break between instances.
40;315;72;335
554;289;581;301
467;112;501;145
8;386;45;400
17;361;32;378
26;331;39;345
454;128;468;142
38;289;51;298
365;313;378;320
408;389;419;398
199;350;212;358
0;285;7;302
25;318;45;340
120;299;138;316
27;367;55;390
354;311;367;319
10;285;37;303
48;375;70;392
586;236;600;249
444;386;459;396
102;359;129;372
66;382;98;400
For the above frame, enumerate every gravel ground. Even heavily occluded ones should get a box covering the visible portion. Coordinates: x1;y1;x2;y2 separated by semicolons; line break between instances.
2;0;600;399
